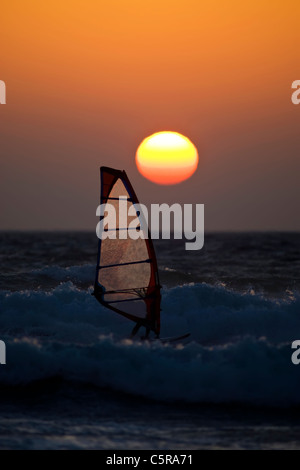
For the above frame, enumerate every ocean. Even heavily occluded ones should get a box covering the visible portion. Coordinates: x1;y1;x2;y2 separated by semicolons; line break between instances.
0;231;300;449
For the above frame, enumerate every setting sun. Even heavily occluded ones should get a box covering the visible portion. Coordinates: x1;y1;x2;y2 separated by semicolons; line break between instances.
136;131;199;185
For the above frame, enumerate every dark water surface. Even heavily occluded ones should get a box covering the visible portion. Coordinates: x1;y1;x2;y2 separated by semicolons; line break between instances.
0;231;300;449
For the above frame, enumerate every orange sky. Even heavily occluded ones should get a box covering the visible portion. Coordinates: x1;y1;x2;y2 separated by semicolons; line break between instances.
1;0;300;230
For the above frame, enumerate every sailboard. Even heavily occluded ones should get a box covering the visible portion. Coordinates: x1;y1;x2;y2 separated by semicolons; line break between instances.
93;167;161;337
148;333;191;344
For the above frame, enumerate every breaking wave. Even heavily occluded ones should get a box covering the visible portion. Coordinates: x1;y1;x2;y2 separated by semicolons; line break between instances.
0;282;299;406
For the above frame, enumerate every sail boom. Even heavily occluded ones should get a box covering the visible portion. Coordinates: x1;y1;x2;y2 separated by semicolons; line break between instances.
104;296;154;305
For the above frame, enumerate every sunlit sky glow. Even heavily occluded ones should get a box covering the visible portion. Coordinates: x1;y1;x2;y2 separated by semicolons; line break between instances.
0;0;300;230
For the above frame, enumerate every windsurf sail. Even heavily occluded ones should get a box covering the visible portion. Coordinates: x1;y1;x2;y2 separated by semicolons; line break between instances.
93;167;161;336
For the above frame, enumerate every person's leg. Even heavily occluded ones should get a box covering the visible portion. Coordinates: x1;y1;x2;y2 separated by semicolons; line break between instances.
131;323;141;337
143;327;150;339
